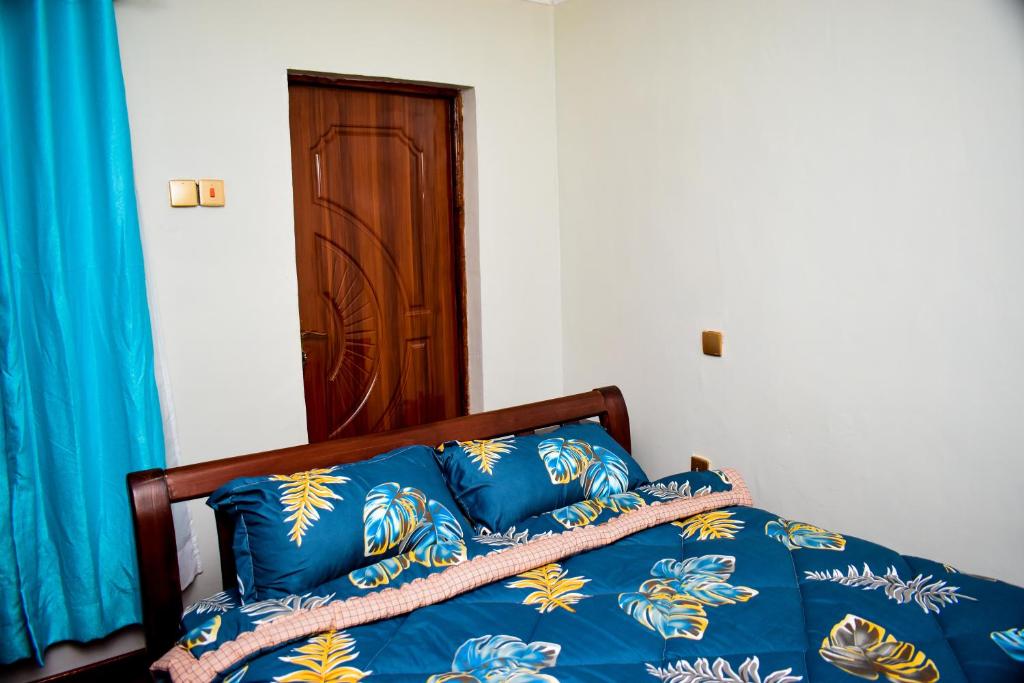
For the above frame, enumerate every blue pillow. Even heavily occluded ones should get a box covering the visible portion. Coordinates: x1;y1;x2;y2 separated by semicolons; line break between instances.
208;445;474;602
434;421;649;532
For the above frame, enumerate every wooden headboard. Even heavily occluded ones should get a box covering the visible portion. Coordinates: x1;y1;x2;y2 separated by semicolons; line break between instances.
127;386;630;661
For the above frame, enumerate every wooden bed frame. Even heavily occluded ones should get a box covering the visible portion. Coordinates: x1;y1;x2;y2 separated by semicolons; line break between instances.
127;386;631;662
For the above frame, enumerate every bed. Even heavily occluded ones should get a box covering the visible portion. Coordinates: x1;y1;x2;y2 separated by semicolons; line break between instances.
128;387;1024;682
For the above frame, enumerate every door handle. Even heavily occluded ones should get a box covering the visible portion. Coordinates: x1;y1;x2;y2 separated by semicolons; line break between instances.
300;330;325;369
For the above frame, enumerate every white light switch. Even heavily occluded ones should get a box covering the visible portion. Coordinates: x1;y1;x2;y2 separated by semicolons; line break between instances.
168;180;198;207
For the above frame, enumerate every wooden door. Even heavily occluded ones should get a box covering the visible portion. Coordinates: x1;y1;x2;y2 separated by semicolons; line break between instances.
288;77;466;442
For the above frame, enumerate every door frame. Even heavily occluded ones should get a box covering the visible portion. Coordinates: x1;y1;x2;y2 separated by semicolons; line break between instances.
287;71;471;420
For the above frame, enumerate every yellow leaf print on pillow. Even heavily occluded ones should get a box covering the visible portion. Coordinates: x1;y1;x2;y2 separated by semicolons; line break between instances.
274;630;369;683
459;437;516;475
508;563;590;613
820;614;939;683
270;467;350;546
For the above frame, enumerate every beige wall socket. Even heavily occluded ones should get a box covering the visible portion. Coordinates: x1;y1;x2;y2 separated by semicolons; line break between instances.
199;179;225;207
690;454;712;471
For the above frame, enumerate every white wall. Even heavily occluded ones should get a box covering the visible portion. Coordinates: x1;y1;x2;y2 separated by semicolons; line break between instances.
5;2;563;679
116;0;565;603
554;0;1024;585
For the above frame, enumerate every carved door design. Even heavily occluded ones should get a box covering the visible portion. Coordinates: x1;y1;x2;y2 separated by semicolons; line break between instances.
289;79;466;442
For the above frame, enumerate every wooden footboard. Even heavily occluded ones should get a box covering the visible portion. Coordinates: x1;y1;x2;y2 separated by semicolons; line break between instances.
126;386;630;662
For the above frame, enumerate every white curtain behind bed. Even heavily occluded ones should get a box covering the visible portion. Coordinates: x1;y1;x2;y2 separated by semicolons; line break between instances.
140;217;202;590
154;330;202;589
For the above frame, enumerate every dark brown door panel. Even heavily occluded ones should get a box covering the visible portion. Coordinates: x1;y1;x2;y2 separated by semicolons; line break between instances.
289;79;466;442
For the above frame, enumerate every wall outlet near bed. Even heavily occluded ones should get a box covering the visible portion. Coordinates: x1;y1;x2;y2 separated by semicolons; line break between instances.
702;330;723;356
690;454;711;471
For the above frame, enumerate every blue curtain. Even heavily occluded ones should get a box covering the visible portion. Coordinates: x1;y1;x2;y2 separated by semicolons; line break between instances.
0;0;165;665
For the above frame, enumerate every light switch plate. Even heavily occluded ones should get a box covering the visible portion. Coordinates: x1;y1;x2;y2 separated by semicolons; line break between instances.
198;179;225;207
168;180;198;207
702;330;723;357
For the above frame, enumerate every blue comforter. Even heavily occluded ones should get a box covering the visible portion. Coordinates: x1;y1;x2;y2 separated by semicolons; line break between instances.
169;470;1024;682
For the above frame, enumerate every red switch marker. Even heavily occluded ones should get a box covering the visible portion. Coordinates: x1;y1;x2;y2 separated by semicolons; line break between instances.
198;180;224;206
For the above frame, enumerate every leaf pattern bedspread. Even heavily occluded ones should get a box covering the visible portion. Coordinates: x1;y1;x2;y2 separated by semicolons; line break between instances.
162;469;1024;682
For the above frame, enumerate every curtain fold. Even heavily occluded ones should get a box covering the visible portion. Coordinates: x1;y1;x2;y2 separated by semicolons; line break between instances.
0;0;166;665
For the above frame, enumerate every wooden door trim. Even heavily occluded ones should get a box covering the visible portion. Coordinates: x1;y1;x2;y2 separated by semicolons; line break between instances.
449;91;470;413
288;71;464;99
287;72;471;422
